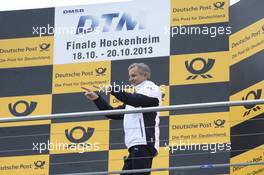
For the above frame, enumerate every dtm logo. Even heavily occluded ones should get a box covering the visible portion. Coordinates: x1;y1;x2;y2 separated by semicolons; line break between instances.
76;13;145;34
242;89;262;117
8;100;37;117
65;126;95;144
185;58;215;80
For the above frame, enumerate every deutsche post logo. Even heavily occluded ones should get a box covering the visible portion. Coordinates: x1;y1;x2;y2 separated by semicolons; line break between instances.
8;100;37;116
242;89;262;117
214;119;225;128
65;126;95;144
39;43;51;51
185;58;215;80
34;160;45;169
95;67;107;76
213;2;225;10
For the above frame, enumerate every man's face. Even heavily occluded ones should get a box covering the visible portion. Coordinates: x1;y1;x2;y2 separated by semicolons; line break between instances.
128;67;147;86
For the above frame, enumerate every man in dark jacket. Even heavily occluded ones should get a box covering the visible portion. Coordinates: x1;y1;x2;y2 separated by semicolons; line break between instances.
82;63;161;175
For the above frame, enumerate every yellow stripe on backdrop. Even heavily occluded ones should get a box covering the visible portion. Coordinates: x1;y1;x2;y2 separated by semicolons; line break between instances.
0;36;53;68
230;80;264;127
0;120;51;127
230;144;264;175
230;18;264;66
52;61;111;94
0;154;50;175
0;94;52;118
170;51;229;86
171;0;229;26
169;112;230;145
50;120;109;154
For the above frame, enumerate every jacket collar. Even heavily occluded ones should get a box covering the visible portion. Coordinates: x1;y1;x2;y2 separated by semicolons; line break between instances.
135;80;150;91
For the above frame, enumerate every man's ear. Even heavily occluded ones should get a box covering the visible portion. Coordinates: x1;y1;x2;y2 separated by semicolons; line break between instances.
144;73;149;79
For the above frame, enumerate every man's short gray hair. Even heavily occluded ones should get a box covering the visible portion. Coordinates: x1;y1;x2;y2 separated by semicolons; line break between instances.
128;63;151;79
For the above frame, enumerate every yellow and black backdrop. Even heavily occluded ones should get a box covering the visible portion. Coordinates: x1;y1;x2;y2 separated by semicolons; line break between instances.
0;0;263;175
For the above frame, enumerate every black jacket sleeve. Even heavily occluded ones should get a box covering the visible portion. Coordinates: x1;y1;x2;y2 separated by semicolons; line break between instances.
94;95;125;120
110;90;159;107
